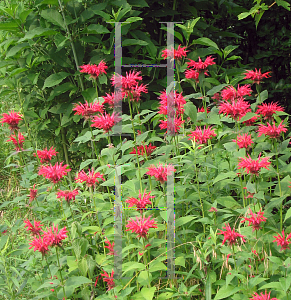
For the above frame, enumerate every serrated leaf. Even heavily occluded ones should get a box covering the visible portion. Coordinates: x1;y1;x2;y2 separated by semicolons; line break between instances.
214;285;241;300
194;37;219;50
43;72;70;89
176;216;196;228
184;102;197;123
216;196;241;209
213;171;236;184
141;287;156;300
19;27;57;42
41;9;65;29
123;39;148;46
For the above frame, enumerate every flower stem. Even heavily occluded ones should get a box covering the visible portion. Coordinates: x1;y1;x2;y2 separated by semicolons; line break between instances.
56;247;67;299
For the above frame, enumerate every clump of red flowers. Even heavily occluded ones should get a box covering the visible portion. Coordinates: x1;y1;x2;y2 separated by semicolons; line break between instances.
233;133;254;149
34;147;58;164
7;132;25;151
100;269;115;291
238;153;271;176
38;162;71;183
221;84;252;102
129;143;156;157
257;121;287;139
146;163;176;184
126;215;158;239
256;102;284;120
56;189;79;203
161;44;188;61
187;56;216;73
75;168;105;187
188;126;216;145
104;238;115;255
72;100;103;120
1;110;22;130
250;290;279;300
159;117;185;134
126;189;155;210
219;98;251;121
24;219;43;236
42;224;68;247
244;68;271;84
80;60;108;79
157;90;186;116
218;223;246;246
91;112;121;133
273;230;291;251
241;208;267;232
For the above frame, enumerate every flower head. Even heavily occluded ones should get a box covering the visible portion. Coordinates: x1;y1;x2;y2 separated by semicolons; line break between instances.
24;219;43;236
273;230;291;251
185;68;201;82
238;153;271;176
126;83;148;102
56;189;79;203
146;163;176;184
161;44;188;61
72;100;103;119
129;144;157;157
126;189;155;210
221;85;252;102
187;56;216;72
91;112;121;133
42;224;68;247
7;132;25;151
188;126;216;145
158;90;186;116
102;92;123;109
126;215;158;238
217;223;246;246
219;99;251;120
1;110;22;130
111;70;142;91
29;236;50;255
198;107;210;114
233;133;254;149
75;168;105;187
241;209;267;232
244;68;271;84
29;184;38;202
159;117;184;133
104;238;115;255
34;147;58;164
257;121;287;139
38;162;71;183
250;290;279;300
80;61;108;79
100;269;115;291
256;102;284;120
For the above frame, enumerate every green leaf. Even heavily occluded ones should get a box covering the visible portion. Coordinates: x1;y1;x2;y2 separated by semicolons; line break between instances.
216;196;241;209
141;287;156;300
148;261;167;272
41;9;65;29
226;55;242;61
223;45;239;59
0;235;8;251
214;285;241;300
138;271;152;287
207;84;228;96
123;39;148;46
238;12;252;20
205;273;212;300
259;282;282;290
194;37;219;50
83;24;110;34
238;112;257;123
64;276;92;298
176;216;196;228
175;256;185;267
123;262;146;275
184;102;197;123
213;171;236;184
6;43;30;57
285;207;291;222
43;72;70;89
19;27;58;42
276;0;290;10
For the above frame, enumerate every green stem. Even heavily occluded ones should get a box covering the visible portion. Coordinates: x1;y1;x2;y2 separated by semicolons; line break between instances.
274;140;283;231
60;123;72;183
56;247;67;299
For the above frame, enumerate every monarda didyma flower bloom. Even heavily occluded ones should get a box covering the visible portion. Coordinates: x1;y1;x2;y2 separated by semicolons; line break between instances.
217;223;246;246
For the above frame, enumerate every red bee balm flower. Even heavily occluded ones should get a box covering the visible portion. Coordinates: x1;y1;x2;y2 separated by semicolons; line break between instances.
7;132;25;151
72;100;103;119
29;236;50;255
56;189;79;203
34;147;58;164
238;153;271;176
126;189;155;210
257;121;287;139
75;168;105;187
221;85;252;101
104;238;115;255
185;68;200;82
111;70;142;91
187;56;216;72
158;90;186;116
29;184;38;202
256;102;284;120
244;68;271;84
100;269;115;291
159;117;185;133
1;110;22;130
42;224;68;247
146;163;176;184
161;44;188;61
241;209;267;232
91;112;121;133
129;144;157;157
80;60;108;79
250;290;279;300
217;223;246;246
24;219;43;236
102;92;123;109
126;215;158;238
273;230;291;251
219;99;251;121
233;133;254;149
188;126;216;145
38;162;71;183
